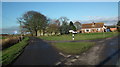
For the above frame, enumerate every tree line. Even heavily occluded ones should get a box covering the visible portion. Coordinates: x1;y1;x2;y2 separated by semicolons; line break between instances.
117;20;120;32
17;11;81;36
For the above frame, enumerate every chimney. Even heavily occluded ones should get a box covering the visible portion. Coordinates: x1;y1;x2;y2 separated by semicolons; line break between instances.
92;22;95;27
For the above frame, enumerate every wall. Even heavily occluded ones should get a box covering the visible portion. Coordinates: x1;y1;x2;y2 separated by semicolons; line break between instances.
81;28;104;33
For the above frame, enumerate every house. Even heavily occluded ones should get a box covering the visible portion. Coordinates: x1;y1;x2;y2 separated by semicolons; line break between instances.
81;22;107;33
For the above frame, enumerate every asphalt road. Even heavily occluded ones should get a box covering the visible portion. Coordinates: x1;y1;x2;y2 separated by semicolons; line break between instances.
12;35;120;66
68;35;120;66
12;37;64;65
97;35;120;66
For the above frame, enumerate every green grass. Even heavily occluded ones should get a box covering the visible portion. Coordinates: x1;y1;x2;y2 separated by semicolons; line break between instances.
52;42;95;54
1;37;29;66
0;36;7;39
39;32;118;41
0;37;2;39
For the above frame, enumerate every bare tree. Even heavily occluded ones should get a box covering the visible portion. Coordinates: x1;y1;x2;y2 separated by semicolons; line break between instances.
58;17;69;34
59;17;69;25
17;11;47;36
74;21;81;30
46;23;59;35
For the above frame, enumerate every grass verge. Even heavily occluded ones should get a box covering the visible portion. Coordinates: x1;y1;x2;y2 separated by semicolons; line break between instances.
39;32;118;41
0;36;6;39
51;42;95;55
1;37;29;66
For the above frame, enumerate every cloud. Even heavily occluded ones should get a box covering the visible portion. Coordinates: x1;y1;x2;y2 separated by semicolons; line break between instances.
79;16;118;26
1;26;20;34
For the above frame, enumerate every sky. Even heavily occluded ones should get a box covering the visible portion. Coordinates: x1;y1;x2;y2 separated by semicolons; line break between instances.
2;0;120;2
1;2;118;34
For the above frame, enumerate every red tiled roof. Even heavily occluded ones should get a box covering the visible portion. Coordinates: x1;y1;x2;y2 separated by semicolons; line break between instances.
82;22;104;29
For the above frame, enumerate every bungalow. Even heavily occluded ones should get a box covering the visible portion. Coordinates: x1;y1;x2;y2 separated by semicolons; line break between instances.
81;22;107;33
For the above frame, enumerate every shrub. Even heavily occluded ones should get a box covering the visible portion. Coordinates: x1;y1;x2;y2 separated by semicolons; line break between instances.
2;36;23;50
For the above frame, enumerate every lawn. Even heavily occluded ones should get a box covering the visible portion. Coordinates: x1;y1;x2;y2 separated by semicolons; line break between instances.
51;42;95;54
1;37;29;66
39;32;118;41
39;32;118;55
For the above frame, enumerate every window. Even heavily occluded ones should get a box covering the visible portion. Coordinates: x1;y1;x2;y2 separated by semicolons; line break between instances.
86;29;89;32
97;28;101;31
85;29;90;32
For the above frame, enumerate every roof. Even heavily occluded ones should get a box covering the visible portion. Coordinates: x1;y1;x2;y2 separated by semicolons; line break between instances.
82;22;104;29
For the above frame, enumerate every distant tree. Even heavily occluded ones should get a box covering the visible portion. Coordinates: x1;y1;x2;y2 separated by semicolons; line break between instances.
17;11;47;36
46;19;60;35
59;17;69;25
58;17;69;34
117;21;120;26
46;23;59;35
74;21;81;30
69;21;76;31
60;22;70;34
55;19;60;26
117;21;120;32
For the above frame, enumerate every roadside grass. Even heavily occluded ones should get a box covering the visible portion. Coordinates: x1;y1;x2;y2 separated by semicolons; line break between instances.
1;37;29;66
0;37;2;39
51;42;95;55
39;32;118;41
0;36;6;39
0;35;21;39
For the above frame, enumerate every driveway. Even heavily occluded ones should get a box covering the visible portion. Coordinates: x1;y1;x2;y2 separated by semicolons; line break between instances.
12;37;64;65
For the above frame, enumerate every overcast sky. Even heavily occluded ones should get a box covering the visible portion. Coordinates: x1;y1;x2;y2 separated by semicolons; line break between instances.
1;2;118;34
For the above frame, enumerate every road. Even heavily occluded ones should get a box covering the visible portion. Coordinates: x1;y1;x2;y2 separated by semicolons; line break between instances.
97;35;120;66
67;35;120;66
12;37;64;65
12;35;120;66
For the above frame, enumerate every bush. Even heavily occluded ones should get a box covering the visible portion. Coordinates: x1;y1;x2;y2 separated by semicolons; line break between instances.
117;27;120;32
2;36;23;50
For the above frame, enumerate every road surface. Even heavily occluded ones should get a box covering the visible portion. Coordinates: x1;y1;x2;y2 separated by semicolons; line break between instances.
12;35;120;66
65;35;120;66
97;35;120;66
12;37;64;65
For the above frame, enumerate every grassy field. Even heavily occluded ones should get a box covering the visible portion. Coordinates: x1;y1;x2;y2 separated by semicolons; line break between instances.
39;32;118;55
1;37;29;66
51;42;95;54
39;32;118;41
